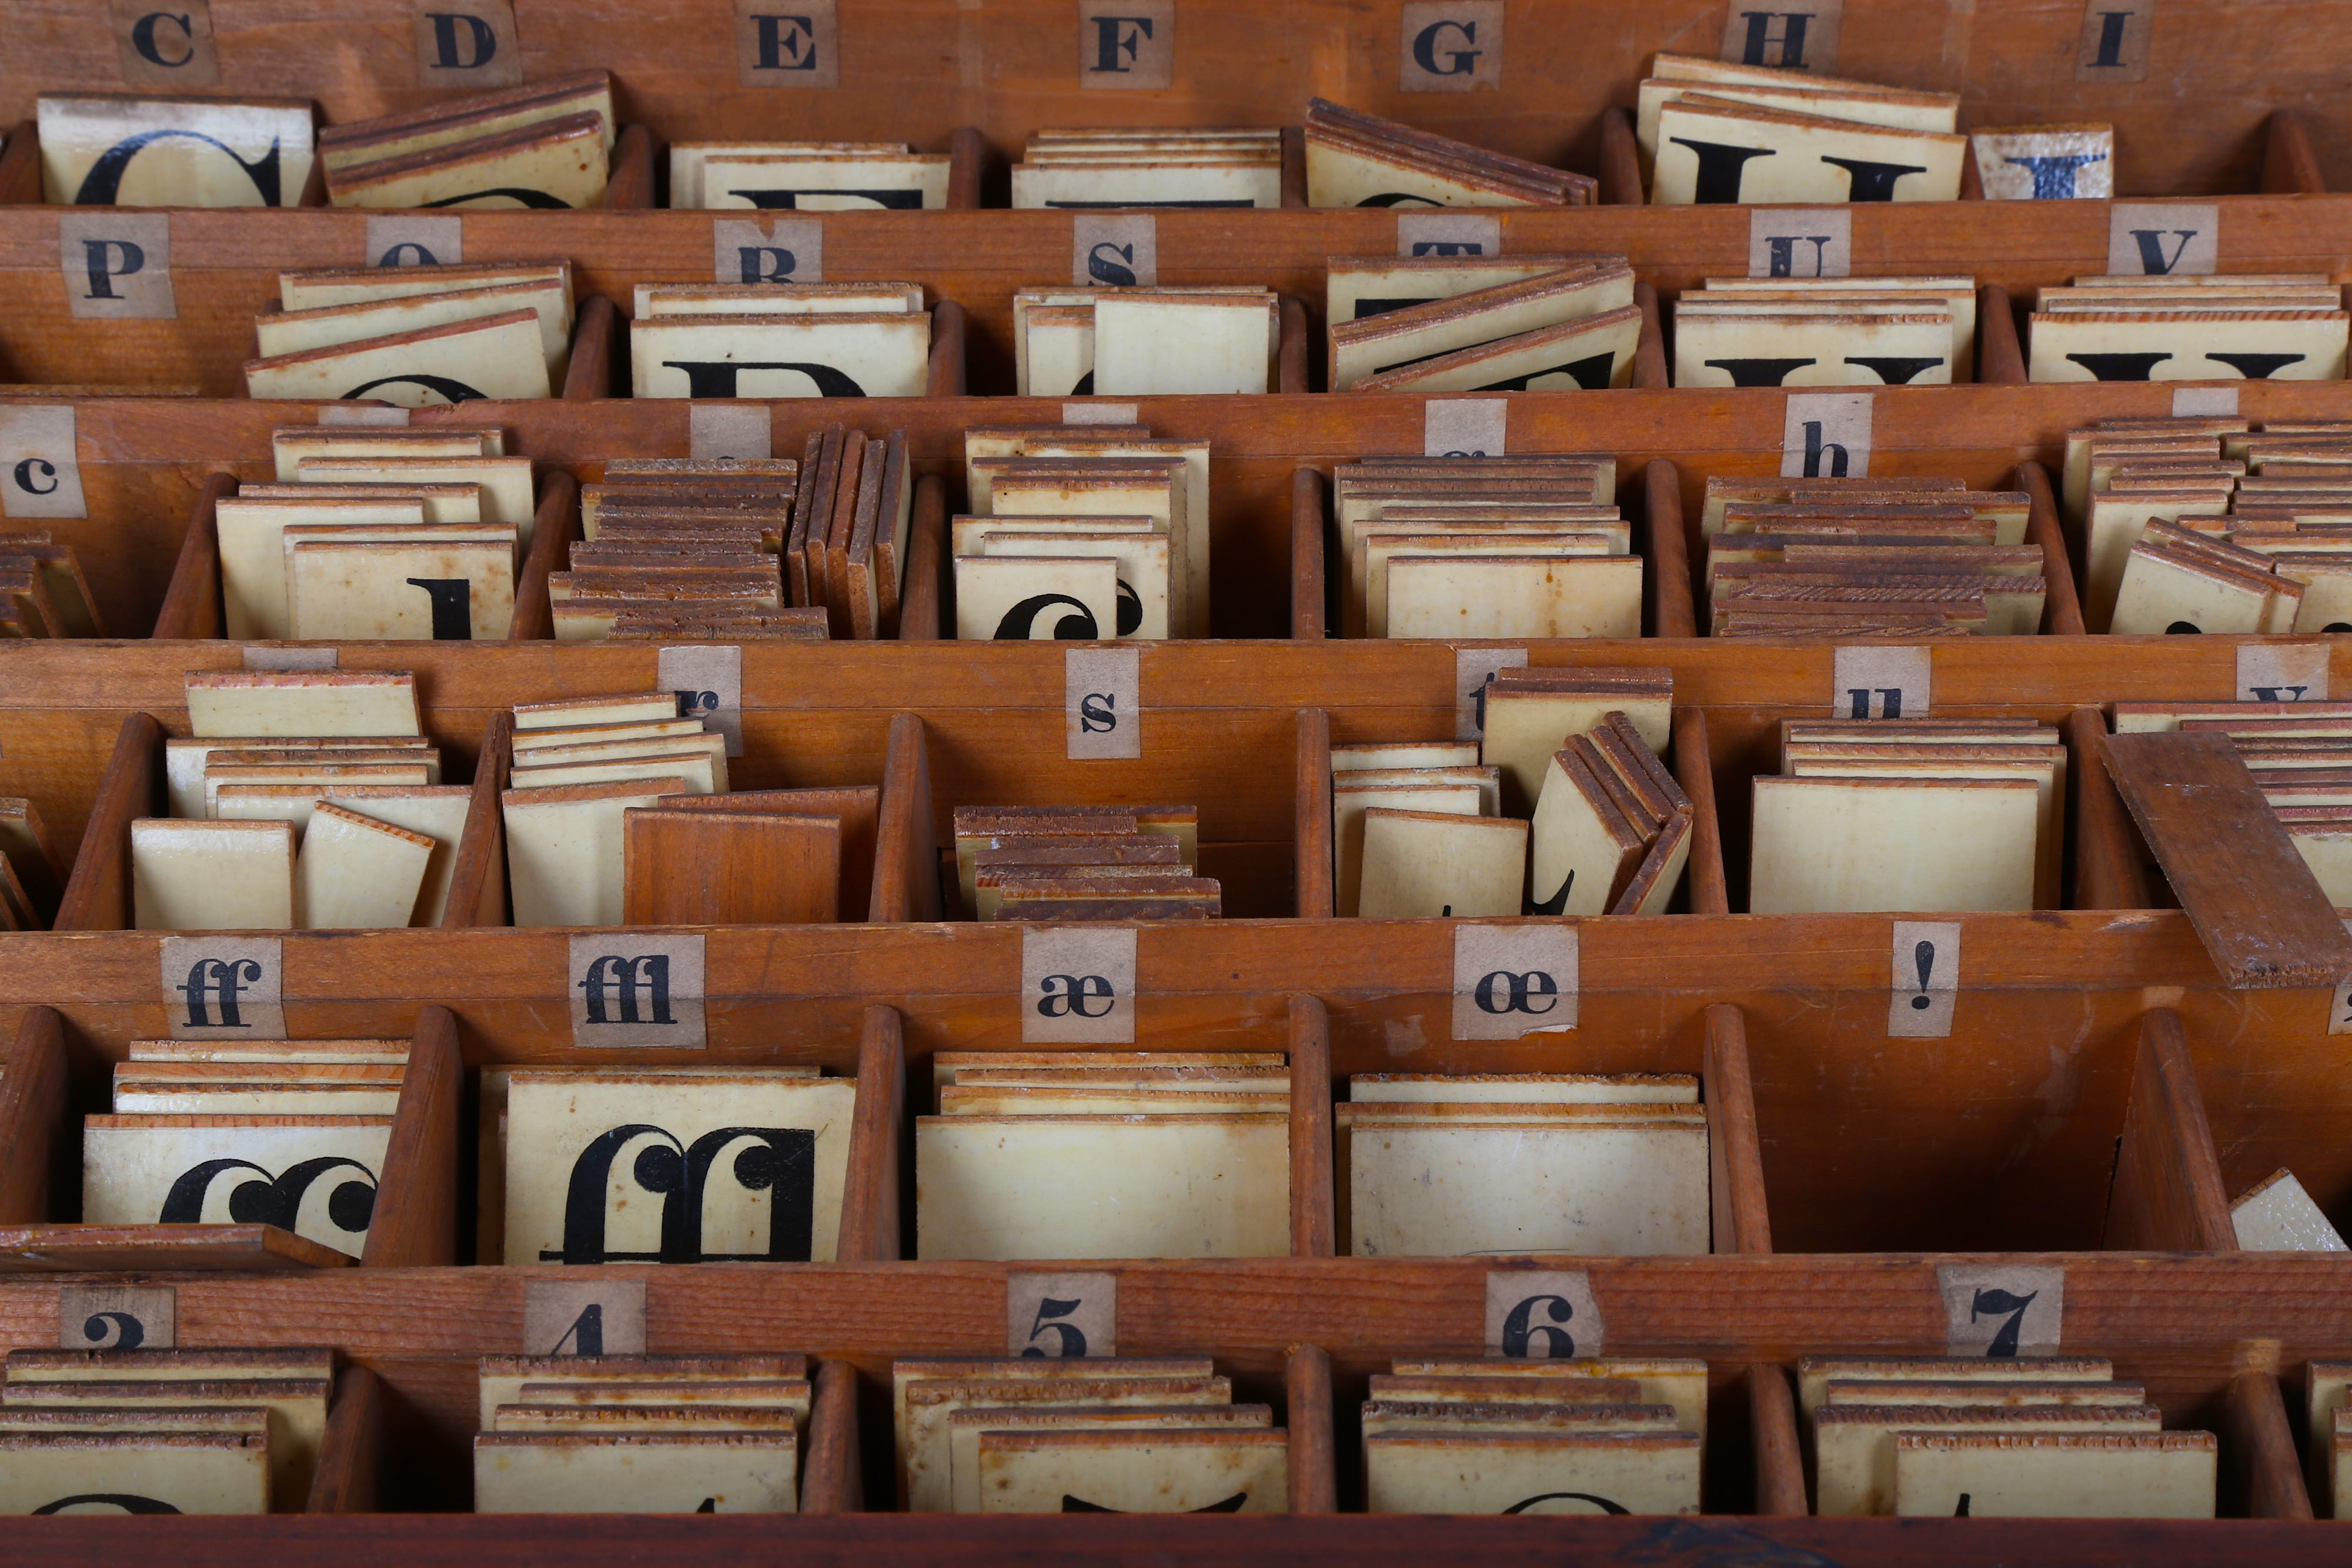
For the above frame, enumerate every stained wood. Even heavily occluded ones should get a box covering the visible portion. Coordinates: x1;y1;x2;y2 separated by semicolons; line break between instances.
1289;465;1324;640
2067;708;2154;911
2103;1009;2236;1253
946;128;985;211
800;1359;864;1514
657;787;879;923
604;125;656;212
0;121;38;205
305;1363;384;1514
1702;1003;1769;1255
1631;280;1669;390
2222;1370;2314;1520
359;1005;460;1269
2017;461;2084;636
621;807;840;925
838;1005;905;1265
2263;111;2327;196
559;297;617;400
870;713;940;922
1747;1364;1807;1516
1643;457;1693;638
899;473;947;642
926;301;967;399
1283;1344;1336;1514
2100;731;2352;987
1979;286;2027;386
1598;108;1641;207
151;473;236;640
0;1223;352;1272
441;711;513;928
52;711;159;932
507;472;580;642
1278;298;1309;396
3;1512;2349;1563
0;1006;66;1225
1293;708;1332;920
1288;994;1333;1259
1672;708;1727;916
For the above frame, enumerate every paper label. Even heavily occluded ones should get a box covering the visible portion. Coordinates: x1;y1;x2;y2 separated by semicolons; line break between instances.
1008;1272;1117;1357
1485;1270;1603;1357
1452;924;1577;1038
1887;920;1960;1037
161;937;285;1038
1066;646;1141;760
524;1279;647;1355
1939;1264;2064;1356
0;405;87;520
1021;926;1137;1043
365;215;463;268
567;933;708;1049
59;1286;175;1350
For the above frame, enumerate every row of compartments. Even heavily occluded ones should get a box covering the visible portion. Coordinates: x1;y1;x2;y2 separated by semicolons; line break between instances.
0;102;2334;216
0;185;2342;398
0;1001;2346;1522
0;0;2332;199
8;386;2341;640
0;681;2254;928
2;971;2346;1262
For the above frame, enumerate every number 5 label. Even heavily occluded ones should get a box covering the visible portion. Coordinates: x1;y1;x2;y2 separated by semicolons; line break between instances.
1485;1270;1603;1359
1937;1264;2063;1357
1008;1271;1116;1358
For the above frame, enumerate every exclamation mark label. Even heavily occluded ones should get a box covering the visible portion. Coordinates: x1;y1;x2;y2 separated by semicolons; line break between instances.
1911;941;1935;1010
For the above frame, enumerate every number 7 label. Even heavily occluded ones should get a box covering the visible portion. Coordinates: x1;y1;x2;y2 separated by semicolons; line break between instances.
1936;1264;2063;1356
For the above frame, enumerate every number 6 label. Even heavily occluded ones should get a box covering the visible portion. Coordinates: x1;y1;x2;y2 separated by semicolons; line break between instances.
1484;1270;1603;1359
1937;1264;2063;1357
1008;1272;1115;1358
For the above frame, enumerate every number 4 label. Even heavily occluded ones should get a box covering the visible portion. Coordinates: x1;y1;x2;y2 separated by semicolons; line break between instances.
1937;1264;2062;1356
1484;1270;1603;1358
1008;1272;1115;1358
523;1279;647;1356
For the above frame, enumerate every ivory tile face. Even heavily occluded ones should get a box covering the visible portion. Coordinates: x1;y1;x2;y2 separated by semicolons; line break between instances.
2030;311;2350;383
81;1116;391;1257
502;1071;856;1266
501;778;691;927
901;1376;1232;1512
0;1433;270;1514
1748;777;2039;913
1351;1074;1698;1104
326;113;608;209
473;1433;797;1513
637;283;923;316
217;498;426;640
1816;1403;2163;1516
294;802;434;929
280;263;569;315
245;310;553;405
954;554;1120;641
475;1355;810;1427
1348;1119;1708;1256
1890;1432;2216;1518
1355;809;1526;919
974;1428;1288;1514
1011;162;1281;209
294;457;536;533
1673;312;1954;389
2229;1168;2348;1251
2;1378;328;1509
1365;1432;1702;1515
185;671;421;738
1092;298;1274;396
1327;256;1575;327
977;531;1170;638
1386;554;1643;639
318;72;613;169
130;819;295;930
285;537;516;640
916;1115;1288;1261
699;152;951;210
947;1407;1271;1515
1651;101;1964;204
1794;1356;2115;1420
629;315;931;399
1354;307;1643;394
38;94;316;207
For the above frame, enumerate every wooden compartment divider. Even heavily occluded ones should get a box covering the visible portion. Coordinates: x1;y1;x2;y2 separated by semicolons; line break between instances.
1284;1343;1338;1514
306;1363;387;1514
2104;1009;2236;1254
800;1359;866;1515
1288;993;1335;1259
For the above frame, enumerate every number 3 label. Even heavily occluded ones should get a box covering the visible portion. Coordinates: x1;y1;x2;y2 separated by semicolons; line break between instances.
1937;1265;2063;1356
1485;1270;1603;1359
1008;1272;1115;1358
